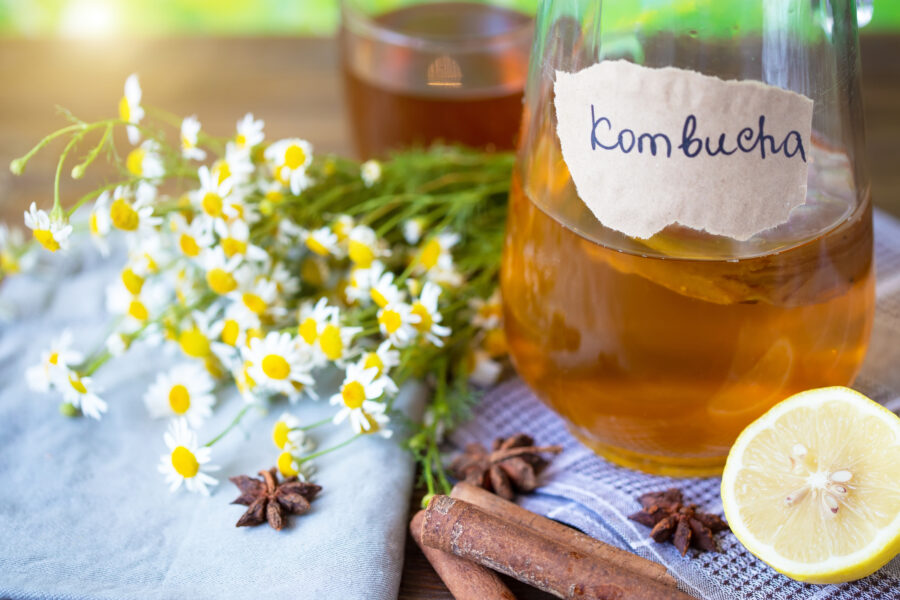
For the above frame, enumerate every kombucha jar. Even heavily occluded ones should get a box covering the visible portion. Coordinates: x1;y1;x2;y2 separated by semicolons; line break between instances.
501;0;875;476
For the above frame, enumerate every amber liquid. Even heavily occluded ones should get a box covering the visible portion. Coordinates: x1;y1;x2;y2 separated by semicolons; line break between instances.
502;137;875;476
341;3;531;158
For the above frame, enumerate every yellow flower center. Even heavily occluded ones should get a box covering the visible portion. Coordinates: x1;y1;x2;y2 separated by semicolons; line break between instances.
277;451;298;477
319;324;343;361
284;144;307;169
48;352;59;366
171;446;199;478
33;229;60;252
121;268;144;295
246;328;264;343
265;188;284;204
110;198;140;231
119;96;131;122
179;233;200;257
181;134;193;149
378;309;402;334
168;384;191;414
202;192;223;217
300;257;326;287
348;240;374;267
363;352;384;377
299;317;318;345
262;354;290;380
419;238;442;270
213;160;231;185
242;292;267;315
370;288;389;308
234;133;247;148
306;236;330;256
206;268;237;295
333;221;352;241
1;250;20;273
221;319;240;346
272;421;291;449
361;412;382;434
341;381;366;409
179;328;210;358
128;299;149;321
411;302;433;333
126;148;145;176
89;212;100;236
221;237;247;257
484;328;508;357
69;375;87;395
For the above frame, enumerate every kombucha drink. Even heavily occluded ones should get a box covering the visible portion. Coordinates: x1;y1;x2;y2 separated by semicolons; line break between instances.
340;2;531;158
501;130;875;476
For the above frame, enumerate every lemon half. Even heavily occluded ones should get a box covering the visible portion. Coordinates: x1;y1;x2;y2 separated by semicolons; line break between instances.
721;386;900;583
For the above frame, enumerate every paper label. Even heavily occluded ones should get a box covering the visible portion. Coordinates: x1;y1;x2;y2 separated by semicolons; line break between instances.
554;60;814;241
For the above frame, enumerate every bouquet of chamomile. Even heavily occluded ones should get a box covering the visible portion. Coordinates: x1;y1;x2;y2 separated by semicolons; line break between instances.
2;74;512;504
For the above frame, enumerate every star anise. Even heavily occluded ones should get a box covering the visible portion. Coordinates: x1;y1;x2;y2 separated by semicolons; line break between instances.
628;488;729;556
230;467;321;530
449;433;563;500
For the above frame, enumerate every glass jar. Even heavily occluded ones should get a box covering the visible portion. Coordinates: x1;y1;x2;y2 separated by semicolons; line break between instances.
501;0;874;476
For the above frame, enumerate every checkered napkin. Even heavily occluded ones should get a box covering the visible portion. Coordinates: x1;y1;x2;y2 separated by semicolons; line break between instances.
450;208;900;600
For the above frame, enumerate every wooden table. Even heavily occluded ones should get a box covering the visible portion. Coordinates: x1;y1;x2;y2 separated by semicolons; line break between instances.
2;36;898;600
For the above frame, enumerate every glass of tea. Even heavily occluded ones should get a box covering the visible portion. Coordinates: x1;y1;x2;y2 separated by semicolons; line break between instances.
502;1;875;476
339;0;533;159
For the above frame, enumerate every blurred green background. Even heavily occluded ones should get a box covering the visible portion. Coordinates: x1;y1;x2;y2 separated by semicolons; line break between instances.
1;0;897;37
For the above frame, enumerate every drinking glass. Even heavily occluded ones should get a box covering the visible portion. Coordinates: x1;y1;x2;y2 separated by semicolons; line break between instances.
501;0;875;476
339;0;534;159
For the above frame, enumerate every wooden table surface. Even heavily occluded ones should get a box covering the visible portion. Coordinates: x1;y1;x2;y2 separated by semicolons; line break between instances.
1;36;898;600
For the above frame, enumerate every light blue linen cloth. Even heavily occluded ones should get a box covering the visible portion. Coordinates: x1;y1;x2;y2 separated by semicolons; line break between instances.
0;241;424;600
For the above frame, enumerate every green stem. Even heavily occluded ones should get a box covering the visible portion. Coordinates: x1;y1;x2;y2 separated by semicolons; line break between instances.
205;405;251;447
12;124;83;173
71;123;112;180
297;417;333;432
297;433;362;464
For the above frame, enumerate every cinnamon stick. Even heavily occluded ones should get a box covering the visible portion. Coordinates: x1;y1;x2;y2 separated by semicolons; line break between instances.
422;495;692;600
410;510;517;600
451;481;677;588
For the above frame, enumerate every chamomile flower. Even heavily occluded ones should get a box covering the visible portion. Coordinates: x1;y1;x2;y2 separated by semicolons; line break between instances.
195;165;235;221
144;363;215;428
56;371;107;420
214;218;266;261
271;412;315;453
344;265;375;305
229;276;282;319
297;297;337;347
213;143;255;186
411;281;451;346
369;266;404;308
105;332;131;357
304;226;341;258
107;185;162;233
177;310;220;360
276;451;316;479
414;231;458;275
276;217;304;247
244;332;314;396
200;247;242;295
125;140;165;180
331;215;355;242
233;113;265;150
377;301;420;348
25;330;84;393
468;349;503;387
89;192;112;256
265;138;313;195
360;159;381;187
403;217;426;245
0;224;35;276
171;213;214;258
359;409;393;438
24;202;72;253
271;261;300;297
316;312;362;364
210;301;262;366
119;73;144;145
361;340;400;394
180;115;206;161
330;361;393;434
158;419;220;495
106;277;168;333
347;225;389;268
470;289;503;330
